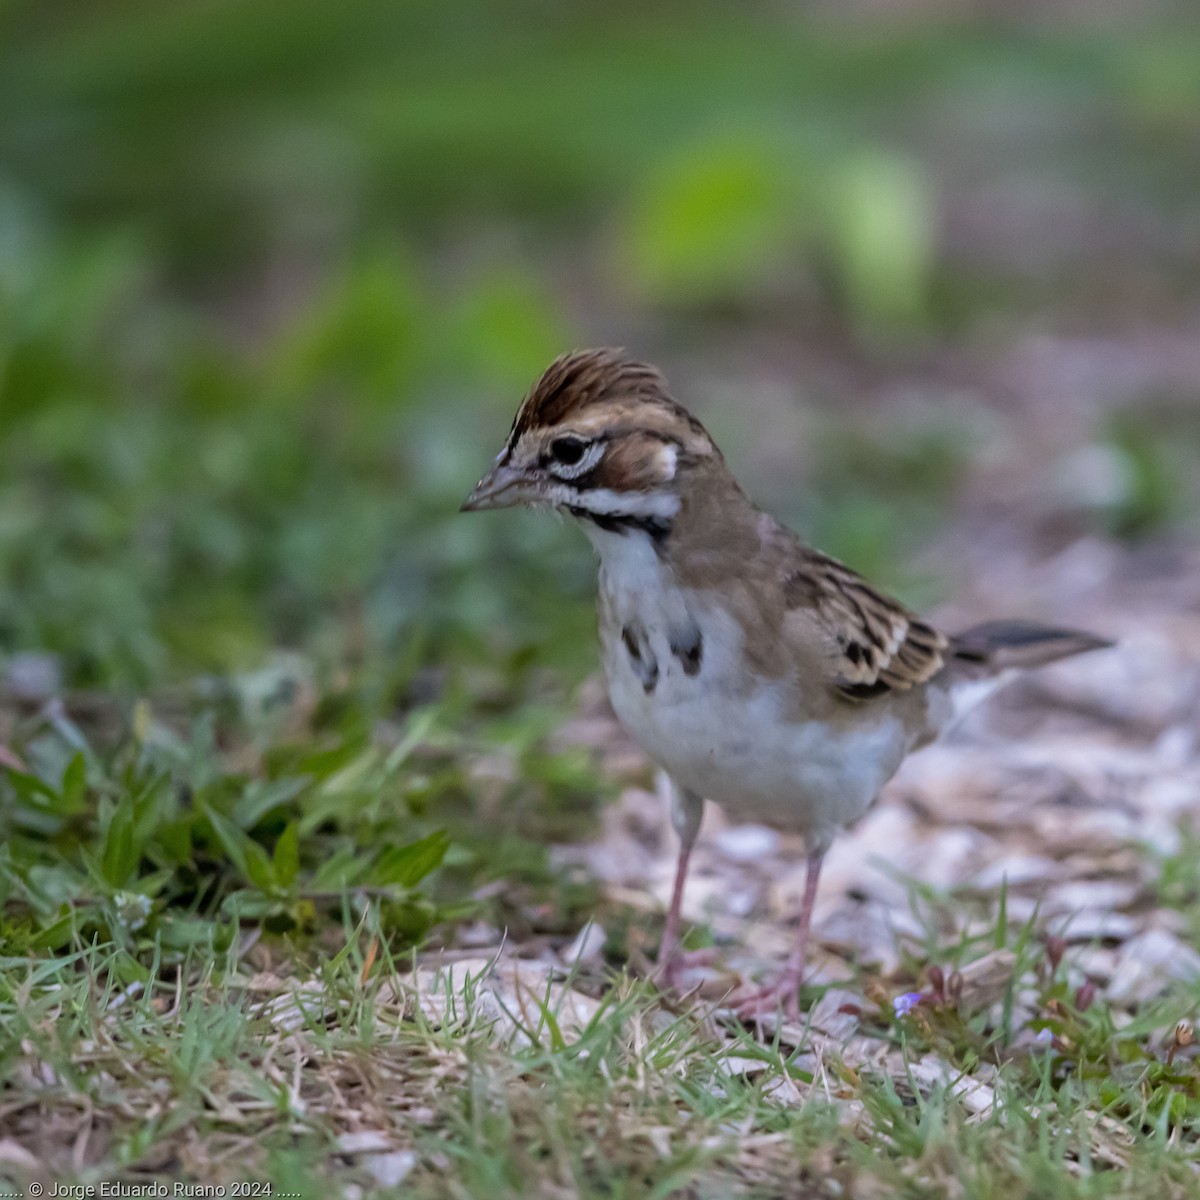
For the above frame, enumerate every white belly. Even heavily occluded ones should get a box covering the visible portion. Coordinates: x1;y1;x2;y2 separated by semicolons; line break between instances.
589;527;914;845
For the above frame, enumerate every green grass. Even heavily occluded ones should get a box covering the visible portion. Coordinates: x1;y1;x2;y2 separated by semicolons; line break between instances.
6;913;1200;1196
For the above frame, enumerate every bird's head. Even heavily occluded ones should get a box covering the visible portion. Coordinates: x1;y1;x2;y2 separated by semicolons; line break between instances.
461;348;720;540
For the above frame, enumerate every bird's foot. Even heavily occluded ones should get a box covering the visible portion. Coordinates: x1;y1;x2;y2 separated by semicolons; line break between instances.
653;946;720;992
728;973;803;1023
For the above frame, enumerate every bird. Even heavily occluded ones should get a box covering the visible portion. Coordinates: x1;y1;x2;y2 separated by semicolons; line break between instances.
461;348;1112;1019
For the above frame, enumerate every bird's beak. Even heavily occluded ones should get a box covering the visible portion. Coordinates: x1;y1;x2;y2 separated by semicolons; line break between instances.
460;462;531;512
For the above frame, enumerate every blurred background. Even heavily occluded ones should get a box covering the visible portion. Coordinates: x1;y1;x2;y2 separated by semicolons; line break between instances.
1;0;1199;944
4;0;1199;687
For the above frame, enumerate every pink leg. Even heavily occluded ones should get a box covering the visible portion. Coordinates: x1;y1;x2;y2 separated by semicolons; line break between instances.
654;788;714;988
732;850;825;1022
656;841;700;985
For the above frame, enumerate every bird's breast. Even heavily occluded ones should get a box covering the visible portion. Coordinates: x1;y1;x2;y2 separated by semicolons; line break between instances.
597;571;915;841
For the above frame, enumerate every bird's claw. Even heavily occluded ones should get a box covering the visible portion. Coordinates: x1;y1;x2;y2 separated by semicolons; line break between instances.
727;976;803;1023
653;946;719;992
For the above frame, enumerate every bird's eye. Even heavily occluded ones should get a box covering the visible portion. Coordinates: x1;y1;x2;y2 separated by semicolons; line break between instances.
549;436;587;466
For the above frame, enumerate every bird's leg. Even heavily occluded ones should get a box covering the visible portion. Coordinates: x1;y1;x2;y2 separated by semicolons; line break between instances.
654;786;712;988
656;839;695;980
732;848;825;1022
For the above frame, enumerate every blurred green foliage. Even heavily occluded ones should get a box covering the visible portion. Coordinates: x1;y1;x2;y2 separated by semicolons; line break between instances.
1100;404;1199;538
0;214;584;687
0;0;1198;961
3;0;1196;685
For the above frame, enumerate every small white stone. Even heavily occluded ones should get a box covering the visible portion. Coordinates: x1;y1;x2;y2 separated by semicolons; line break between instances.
712;824;779;863
561;920;607;965
365;1151;417;1188
1108;930;1200;1004
337;1131;392;1154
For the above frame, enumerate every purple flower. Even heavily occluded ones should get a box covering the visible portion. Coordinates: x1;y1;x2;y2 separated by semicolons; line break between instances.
893;992;923;1018
1033;1027;1055;1048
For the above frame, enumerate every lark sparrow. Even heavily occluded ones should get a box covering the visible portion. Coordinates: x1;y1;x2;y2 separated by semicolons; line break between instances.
462;349;1111;1019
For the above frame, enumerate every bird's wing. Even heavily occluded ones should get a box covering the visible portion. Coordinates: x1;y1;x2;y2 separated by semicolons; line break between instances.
779;544;948;701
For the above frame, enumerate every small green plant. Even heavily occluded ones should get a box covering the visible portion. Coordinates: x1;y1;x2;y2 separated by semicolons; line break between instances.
0;706;455;963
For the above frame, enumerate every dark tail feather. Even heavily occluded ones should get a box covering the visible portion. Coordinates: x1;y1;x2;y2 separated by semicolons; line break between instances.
951;620;1113;672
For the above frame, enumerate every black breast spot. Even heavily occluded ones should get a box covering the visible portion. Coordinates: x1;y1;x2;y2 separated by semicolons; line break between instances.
621;623;659;694
670;623;703;677
621;625;639;660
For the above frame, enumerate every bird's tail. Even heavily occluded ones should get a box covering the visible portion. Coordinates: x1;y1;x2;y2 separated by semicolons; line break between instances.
950;619;1113;672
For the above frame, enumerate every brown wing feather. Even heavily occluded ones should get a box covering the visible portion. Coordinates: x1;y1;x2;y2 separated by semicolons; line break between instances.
782;547;948;701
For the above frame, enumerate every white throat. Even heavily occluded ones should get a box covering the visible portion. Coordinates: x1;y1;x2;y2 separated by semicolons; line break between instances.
582;521;665;582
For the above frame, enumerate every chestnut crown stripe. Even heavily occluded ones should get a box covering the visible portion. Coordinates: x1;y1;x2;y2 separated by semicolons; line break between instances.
507;347;708;449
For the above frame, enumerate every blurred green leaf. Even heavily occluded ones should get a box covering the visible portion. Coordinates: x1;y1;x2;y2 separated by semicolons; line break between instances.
274;250;424;407
273;822;301;891
60;753;87;813
100;795;140;890
445;268;573;392
622;134;811;304
1103;411;1184;538
370;830;450;889
204;804;278;894
826;150;933;337
4;769;59;806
